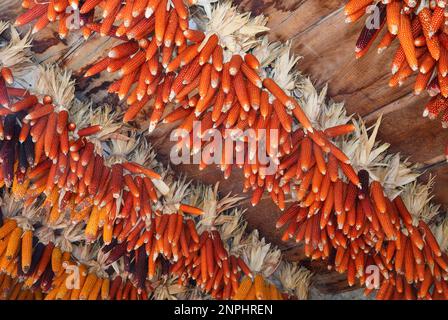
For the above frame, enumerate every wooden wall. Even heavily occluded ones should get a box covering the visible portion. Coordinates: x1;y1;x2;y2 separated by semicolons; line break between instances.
2;0;447;295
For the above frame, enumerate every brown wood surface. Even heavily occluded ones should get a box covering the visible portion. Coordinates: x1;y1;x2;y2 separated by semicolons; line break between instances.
2;0;447;295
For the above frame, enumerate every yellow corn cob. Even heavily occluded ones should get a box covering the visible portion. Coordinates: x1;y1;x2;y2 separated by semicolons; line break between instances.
398;13;418;71
12;176;30;199
21;230;33;273
9;281;22;300
79;272;97;300
245;283;257;300
233;276;253;300
48;205;61;225
85;205;100;241
56;273;71;300
51;247;62;273
101;277;110;300
254;274;265;300
70;264;87;300
88;278;103;300
34;290;43;300
5;227;22;260
0;220;18;240
44;287;59;300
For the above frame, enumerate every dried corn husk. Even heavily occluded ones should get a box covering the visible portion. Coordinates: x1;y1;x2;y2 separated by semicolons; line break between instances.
401;177;440;225
239;230;281;278
275;261;312;300
196;2;269;60
0;21;32;78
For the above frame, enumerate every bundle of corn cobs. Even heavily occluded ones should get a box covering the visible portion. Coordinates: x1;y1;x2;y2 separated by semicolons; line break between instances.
0;0;445;300
345;0;448;158
0;18;311;300
0;62;310;300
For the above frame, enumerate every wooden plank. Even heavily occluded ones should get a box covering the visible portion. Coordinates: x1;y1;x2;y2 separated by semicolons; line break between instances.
420;162;448;207
0;0;22;21
235;0;344;40
368;95;447;164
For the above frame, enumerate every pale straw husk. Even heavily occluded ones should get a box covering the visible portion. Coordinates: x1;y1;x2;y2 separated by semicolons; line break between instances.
1;192;42;232
400;177;441;226
275;261;312;300
152;274;188;300
433;216;448;253
191;183;245;233
197;1;269;60
340;116;389;181
295;77;352;129
239;229;282;278
34;64;75;110
0;21;33;78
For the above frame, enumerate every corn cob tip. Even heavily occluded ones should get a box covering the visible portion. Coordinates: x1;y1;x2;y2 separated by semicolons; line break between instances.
145;9;154;19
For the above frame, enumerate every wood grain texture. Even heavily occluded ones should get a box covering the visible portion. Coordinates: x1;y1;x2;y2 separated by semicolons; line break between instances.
2;0;447;296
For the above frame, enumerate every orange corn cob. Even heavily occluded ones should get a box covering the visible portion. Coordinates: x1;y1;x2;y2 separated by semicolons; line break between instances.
229;55;243;76
241;63;262;88
370;181;386;213
199;34;219;66
80;0;102;14
1;68;13;85
344;0;372;16
154;0;168;44
15;4;49;26
429;6;445;36
263;78;293;108
233;72;250;112
132;0;148;18
272;99;292;133
84;58;111;77
398;13;418;71
120;51;145;76
386;1;401;35
419;7;441;60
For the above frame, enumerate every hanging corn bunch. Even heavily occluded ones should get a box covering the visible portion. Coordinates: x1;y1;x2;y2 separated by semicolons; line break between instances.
0;193;39;278
276;92;448;299
0;273;43;300
13;0;358;215
0;15;320;301
345;0;448;157
168;183;250;299
9;0;448;300
0;192;77;298
0;61;218;300
14;1;366;229
274;261;312;300
233;230;284;300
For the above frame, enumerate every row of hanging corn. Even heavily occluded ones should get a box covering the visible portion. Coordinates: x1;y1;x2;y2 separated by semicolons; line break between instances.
0;0;445;300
